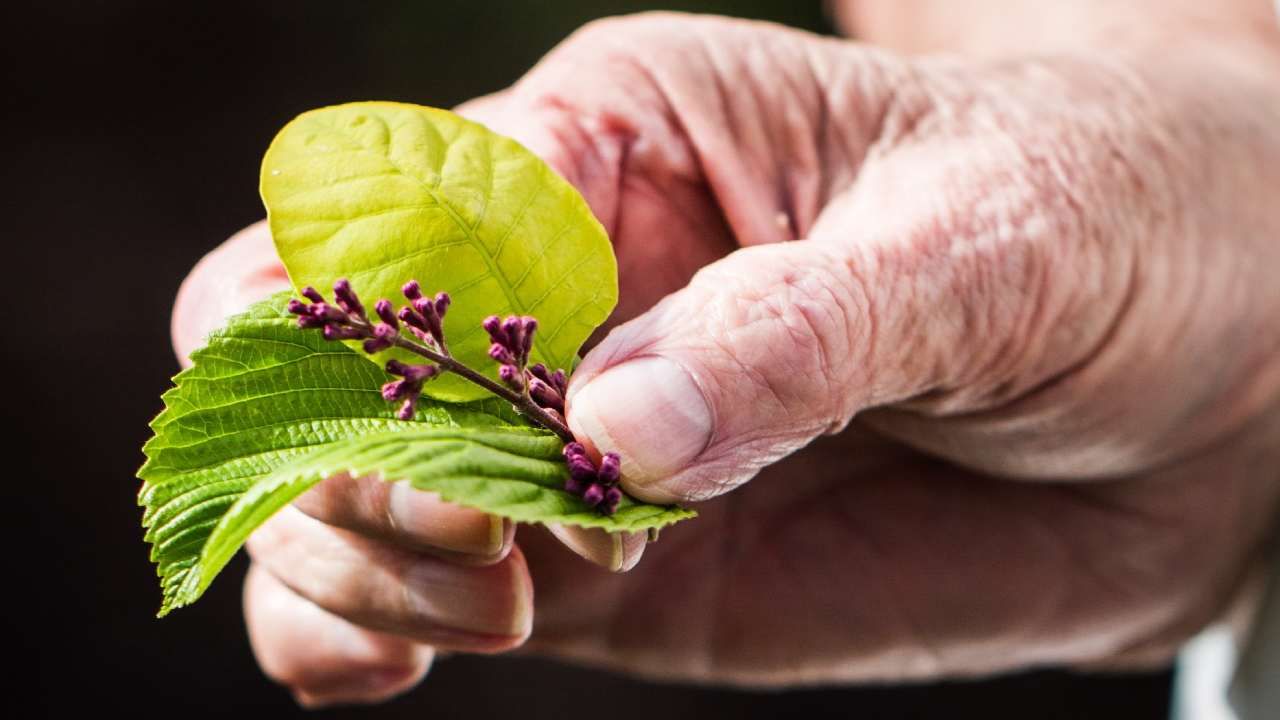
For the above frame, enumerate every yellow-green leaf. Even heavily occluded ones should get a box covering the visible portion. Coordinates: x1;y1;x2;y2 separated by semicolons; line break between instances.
261;102;617;400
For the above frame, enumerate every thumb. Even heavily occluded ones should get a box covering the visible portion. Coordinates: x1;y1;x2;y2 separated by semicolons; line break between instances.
566;239;876;504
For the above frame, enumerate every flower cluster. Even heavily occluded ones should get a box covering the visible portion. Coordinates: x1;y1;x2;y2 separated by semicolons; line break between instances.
563;442;623;514
289;278;626;515
483;315;569;420
288;279;446;420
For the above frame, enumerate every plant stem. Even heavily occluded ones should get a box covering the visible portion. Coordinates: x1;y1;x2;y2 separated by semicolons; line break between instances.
365;322;575;442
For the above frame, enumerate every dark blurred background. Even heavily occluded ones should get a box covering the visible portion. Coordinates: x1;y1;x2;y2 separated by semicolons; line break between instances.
8;1;1172;717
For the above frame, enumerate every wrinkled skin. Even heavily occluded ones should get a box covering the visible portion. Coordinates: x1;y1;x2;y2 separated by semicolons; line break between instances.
173;11;1280;707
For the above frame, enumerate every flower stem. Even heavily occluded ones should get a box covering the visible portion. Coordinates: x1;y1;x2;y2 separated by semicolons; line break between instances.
354;318;574;442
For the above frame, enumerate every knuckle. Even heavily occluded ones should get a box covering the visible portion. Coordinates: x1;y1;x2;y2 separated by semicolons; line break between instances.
697;246;870;429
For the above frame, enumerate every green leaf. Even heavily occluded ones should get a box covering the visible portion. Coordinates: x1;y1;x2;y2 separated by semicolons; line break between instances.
194;428;693;611
261;101;618;401
140;295;693;616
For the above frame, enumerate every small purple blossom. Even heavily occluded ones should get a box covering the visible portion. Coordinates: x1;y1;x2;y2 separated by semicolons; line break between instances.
600;487;623;515
498;363;524;392
528;364;568;397
485;315;568;413
362;322;398;353
597;452;621;485
482;315;506;345
380;359;440;421
386;359;439;383
321;324;363;341
332;278;365;318
560;442;624;514
488;343;516;365
528;378;564;413
395;397;418;420
309;302;347;323
519;317;537;361
374;299;399;328
399;285;450;349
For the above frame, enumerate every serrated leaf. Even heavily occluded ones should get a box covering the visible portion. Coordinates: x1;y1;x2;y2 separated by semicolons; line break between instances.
140;295;693;616
191;428;694;610
261;101;617;401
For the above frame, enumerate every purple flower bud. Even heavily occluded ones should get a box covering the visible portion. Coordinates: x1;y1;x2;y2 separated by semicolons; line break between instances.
564;474;587;496
600;486;623;515
332;278;364;317
297;315;325;329
385;359;412;377
566;454;597;483
520;317;537;361
398;306;429;333
563;442;588;460
402;280;422;301
287;299;308;315
528;378;564;413
373;322;397;341
381;379;411;401
482;315;507;346
488;343;516;365
406;325;436;346
322;324;363;341
401;364;439;383
364;322;398;353
414;297;444;342
597;452;621;485
309;302;348;323
528;363;552;384
374;299;398;328
301;286;324;304
550;369;568;395
542;406;566;428
434;292;451;318
582;483;606;508
498;364;523;391
397;397;417;420
501;316;523;356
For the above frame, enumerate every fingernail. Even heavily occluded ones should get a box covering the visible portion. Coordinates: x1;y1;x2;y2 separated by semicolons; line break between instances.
569;356;712;488
548;525;647;572
388;483;508;557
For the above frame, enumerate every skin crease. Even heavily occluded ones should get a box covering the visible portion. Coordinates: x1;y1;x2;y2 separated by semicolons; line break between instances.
171;4;1280;707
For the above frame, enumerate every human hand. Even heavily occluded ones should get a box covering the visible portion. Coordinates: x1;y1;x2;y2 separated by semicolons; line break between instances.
173;10;1280;705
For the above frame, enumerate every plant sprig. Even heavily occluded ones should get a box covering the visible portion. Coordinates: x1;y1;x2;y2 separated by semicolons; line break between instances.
139;102;694;616
289;278;624;514
290;278;573;439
